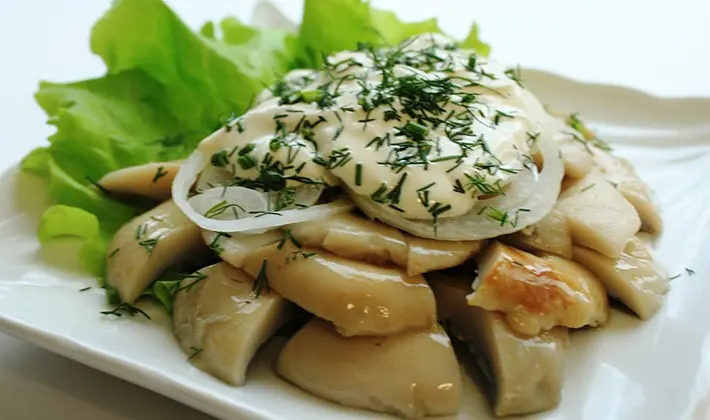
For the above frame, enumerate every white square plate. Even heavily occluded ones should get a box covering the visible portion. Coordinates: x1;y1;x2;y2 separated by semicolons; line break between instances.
1;69;709;420
1;5;710;419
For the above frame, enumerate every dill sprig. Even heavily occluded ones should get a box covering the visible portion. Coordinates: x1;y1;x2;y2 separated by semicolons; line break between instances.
204;200;246;219
464;173;506;196
208;232;231;254
152;166;168;182
504;65;524;87
277;229;302;250
211;150;230;167
476;206;530;227
252;259;270;298
274;187;296;211
100;303;151;320
85;176;110;196
417;182;436;207
188;347;203;360
174;271;209;293
354;163;363;186
287;250;317;261
138;236;161;255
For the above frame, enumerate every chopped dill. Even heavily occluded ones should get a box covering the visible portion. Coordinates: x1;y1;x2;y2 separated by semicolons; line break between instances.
252;259;270;298
204;200;246;219
100;303;151;320
138;236;161;255
580;183;596;192
174;271;208;293
277;229;302;250
208;232;231;254
188;347;203;360
152;165;168;182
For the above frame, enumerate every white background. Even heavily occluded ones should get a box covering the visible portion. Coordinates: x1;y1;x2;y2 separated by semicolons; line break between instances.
0;1;708;419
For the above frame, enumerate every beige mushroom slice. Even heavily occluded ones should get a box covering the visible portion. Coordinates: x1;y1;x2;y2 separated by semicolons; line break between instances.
501;205;572;258
202;229;282;267
277;318;461;419
288;212;409;266
468;242;609;336
173;262;295;386
557;173;641;258
288;212;483;275
241;243;436;336
536;112;593;178
106;200;206;303
406;235;485;276
428;272;567;416
573;235;669;319
98;162;181;200
555;132;593;178
591;149;663;233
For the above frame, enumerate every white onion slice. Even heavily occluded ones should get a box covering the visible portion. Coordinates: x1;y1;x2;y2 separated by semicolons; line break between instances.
266;184;323;210
189;187;269;221
347;130;564;240
195;166;234;193
173;139;354;233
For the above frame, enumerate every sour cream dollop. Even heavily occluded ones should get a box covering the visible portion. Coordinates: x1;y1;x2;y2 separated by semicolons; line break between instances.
173;33;565;239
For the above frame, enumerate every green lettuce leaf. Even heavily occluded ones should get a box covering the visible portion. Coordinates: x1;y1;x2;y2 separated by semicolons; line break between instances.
204;16;298;87
37;205;108;276
460;23;490;56
142;280;180;313
34;71;189;183
299;0;489;66
299;0;376;64
370;10;442;45
24;0;301;283
90;0;291;129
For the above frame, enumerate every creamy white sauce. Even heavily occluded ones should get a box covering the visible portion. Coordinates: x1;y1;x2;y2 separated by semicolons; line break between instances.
199;33;556;221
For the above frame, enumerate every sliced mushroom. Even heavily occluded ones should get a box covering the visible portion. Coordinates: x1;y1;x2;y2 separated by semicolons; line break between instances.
277;318;461;419
289;212;482;274
555;132;593;178
428;271;567;417
557;173;641;258
173;262;295;386
468;242;608;336
202;229;282;267
501;205;572;258
288;212;409;266
406;235;484;276
99;162;181;200
106;200;206;303
591;149;662;233
241;243;436;336
573;235;669;319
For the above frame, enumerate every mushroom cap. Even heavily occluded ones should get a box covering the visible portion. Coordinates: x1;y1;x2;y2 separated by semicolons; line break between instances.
429;271;568;416
173;262;295;386
277;318;461;419
572;235;669;319
99;162;181;201
242;243;437;336
106;200;206;303
468;241;609;336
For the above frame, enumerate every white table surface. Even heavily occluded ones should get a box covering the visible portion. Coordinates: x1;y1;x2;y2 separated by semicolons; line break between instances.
0;1;708;419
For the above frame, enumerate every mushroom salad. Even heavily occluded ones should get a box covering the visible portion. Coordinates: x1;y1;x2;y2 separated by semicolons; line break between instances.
97;33;667;418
